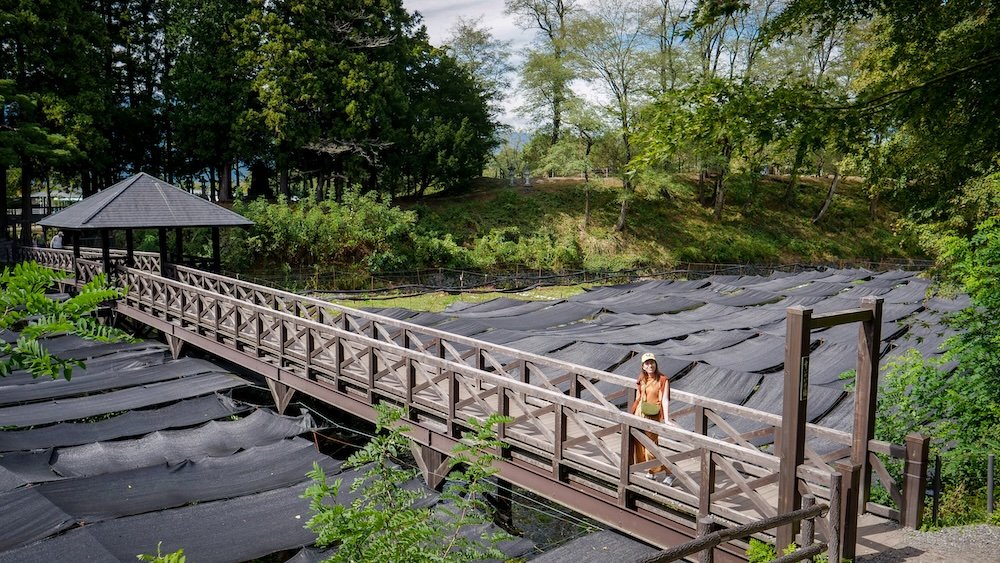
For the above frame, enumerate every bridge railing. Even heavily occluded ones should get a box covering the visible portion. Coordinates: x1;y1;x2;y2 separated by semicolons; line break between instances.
172;265;873;457
13;248;919;535
16;246;161;274
171;265;921;530
123;265;848;558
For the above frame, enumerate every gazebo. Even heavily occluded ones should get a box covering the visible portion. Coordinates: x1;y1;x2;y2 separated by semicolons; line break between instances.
38;172;253;275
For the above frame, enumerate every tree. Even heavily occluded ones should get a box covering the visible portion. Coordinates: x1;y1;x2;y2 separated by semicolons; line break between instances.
1;261;133;380
765;0;1000;219
569;0;650;231
506;0;579;145
168;0;254;202
444;17;513;120
302;404;513;562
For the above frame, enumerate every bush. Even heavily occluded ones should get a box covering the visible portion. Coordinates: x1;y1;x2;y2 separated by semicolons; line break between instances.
302;405;513;562
226;190;420;274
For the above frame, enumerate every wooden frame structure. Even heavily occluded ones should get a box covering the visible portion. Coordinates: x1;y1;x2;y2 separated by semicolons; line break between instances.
14;247;930;562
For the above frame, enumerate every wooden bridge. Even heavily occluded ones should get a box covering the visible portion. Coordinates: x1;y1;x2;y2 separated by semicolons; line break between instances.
15;246;930;563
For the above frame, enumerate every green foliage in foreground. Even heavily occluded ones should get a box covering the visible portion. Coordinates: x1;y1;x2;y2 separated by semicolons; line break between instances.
0;261;134;380
876;215;1000;521
746;539;830;563
302;404;514;562
136;543;185;563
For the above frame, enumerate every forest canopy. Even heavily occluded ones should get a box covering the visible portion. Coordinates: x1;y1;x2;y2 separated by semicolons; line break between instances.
0;0;497;210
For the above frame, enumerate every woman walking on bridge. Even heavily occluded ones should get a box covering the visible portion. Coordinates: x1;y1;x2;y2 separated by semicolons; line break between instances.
632;353;675;485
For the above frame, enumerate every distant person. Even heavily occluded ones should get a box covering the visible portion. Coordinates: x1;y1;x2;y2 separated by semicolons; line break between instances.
631;352;675;485
50;231;64;249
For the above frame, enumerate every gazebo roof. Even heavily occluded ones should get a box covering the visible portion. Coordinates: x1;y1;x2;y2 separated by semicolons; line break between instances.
38;172;253;230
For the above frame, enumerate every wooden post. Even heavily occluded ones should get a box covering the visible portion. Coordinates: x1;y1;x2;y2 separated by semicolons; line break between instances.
800;494;816;548
777;306;811;552
835;461;861;562
100;229;111;279
699;448;716;519
125;229;134;267
852;297;883;512
211;227;221;272
901;433;930;528
697;516;718;563
553;402;567;480
410;442;449;491
619;421;636;509
174;227;183;267
158;227;168;277
827;472;842;563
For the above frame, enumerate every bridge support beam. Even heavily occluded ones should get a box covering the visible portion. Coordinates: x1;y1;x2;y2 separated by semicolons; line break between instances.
266;379;296;415
165;333;185;359
410;442;450;491
488;478;515;533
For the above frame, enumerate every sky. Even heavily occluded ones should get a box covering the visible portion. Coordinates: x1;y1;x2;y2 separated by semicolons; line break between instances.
403;1;537;131
403;0;531;47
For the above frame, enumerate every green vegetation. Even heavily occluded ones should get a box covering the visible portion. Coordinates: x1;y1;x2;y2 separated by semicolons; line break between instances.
302;404;513;562
136;543;186;563
221;173;916;282
876;213;1000;527
0;261;133;380
326;286;589;313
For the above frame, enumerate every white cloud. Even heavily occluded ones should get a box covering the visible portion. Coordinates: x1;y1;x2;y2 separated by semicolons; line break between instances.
405;0;533;47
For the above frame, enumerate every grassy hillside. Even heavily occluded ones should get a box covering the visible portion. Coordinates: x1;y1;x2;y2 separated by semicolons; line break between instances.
408;173;920;271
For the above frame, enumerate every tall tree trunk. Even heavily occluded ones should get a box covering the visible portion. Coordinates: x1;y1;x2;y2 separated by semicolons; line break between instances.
334;159;345;203
247;161;272;200
713;173;725;222
279;166;290;199
785;142;807;203
219;161;233;202
208;166;217;201
812;171;841;224
613;197;628;232
698;168;707;205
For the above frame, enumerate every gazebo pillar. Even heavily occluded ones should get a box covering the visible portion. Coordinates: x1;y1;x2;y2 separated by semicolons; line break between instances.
100;229;111;277
71;231;81;283
212;227;221;273
125;230;134;267
174;227;183;267
158;227;169;277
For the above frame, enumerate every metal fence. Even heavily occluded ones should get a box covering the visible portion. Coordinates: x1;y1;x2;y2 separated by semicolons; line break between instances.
225;258;934;298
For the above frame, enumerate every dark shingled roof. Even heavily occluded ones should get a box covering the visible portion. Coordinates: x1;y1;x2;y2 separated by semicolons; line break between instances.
38;172;253;229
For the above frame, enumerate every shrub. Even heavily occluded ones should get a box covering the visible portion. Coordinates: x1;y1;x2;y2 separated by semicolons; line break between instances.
302;405;514;562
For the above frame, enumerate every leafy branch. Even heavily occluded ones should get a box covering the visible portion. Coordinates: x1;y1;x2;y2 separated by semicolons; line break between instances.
0;261;135;380
302;404;514;562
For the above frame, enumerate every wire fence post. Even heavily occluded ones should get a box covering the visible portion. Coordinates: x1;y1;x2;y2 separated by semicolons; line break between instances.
989;453;995;516
932;455;942;525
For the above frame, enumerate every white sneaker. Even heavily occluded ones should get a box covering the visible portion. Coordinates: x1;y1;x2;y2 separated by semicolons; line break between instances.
663;475;676;486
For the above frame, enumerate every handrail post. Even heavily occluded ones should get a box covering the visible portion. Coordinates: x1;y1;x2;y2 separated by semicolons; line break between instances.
901;433;930;528
697;516;718;563
778;306;811;552
828;471;842;563
699;448;716;519
799;494;816;548
835;461;861;562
